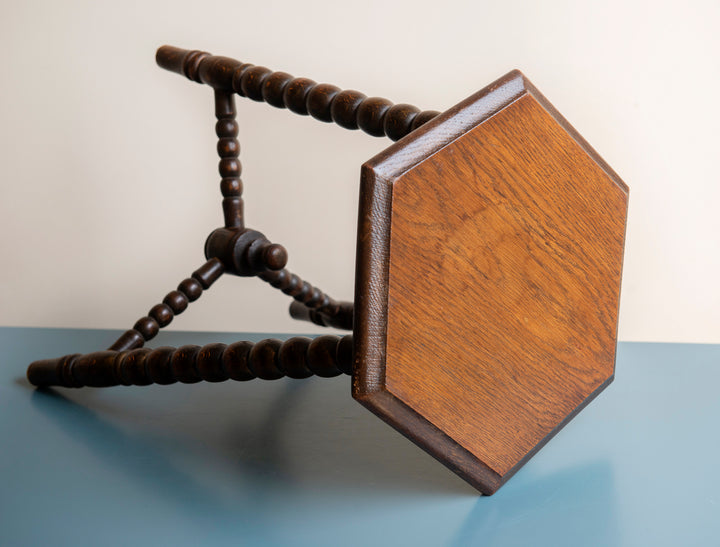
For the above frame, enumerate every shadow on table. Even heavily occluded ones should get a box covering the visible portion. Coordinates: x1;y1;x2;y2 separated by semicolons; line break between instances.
28;378;475;502
28;379;619;543
29;388;226;508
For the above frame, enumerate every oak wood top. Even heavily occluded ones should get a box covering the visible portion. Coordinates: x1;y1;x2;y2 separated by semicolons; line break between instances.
353;70;628;494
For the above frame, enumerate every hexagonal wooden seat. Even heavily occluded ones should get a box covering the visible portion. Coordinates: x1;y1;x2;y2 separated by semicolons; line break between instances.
353;70;628;494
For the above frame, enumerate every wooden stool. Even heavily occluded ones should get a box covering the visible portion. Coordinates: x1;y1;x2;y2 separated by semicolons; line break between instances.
27;46;629;495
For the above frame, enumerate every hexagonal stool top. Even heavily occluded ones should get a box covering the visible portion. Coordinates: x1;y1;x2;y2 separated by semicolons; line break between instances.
353;70;628;494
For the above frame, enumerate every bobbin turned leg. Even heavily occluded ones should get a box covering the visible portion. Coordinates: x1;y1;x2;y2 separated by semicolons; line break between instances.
28;335;353;388
156;46;441;142
259;270;353;330
109;258;225;351
215;90;244;229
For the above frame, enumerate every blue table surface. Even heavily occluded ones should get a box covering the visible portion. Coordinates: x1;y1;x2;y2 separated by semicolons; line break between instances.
1;327;718;546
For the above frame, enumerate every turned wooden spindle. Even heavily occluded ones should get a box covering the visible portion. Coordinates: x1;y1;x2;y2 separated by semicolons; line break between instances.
28;335;354;388
109;258;225;351
215;90;244;229
259;269;353;330
287;301;354;330
155;45;441;141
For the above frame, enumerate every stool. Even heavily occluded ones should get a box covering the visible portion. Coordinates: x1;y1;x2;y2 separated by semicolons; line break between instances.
27;46;629;495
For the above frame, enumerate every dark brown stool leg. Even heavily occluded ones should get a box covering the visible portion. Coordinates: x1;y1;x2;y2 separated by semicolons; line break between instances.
155;46;440;141
28;335;354;388
215;90;244;229
109;258;225;351
259;269;353;330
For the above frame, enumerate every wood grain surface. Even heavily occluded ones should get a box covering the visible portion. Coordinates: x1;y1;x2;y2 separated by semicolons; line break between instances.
353;70;628;494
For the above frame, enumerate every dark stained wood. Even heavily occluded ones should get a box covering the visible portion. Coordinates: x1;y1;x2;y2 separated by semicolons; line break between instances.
149;303;173;327
331;90;367;129
171;345;202;383
177;277;203;301
192;257;225;287
215;90;244;229
278;337;314;379
224;341;255;381
384;104;421;142
162;290;188;314
283;77;316;115
353;70;628;495
107;330;143;353
133;316;159;340
197;343;230;382
259;269;353;330
107;258;225;351
27;335;353;388
240;66;273;101
146;346;176;384
155;45;440;141
307;336;345;378
203;228;286;276
307;83;341;122
249;339;285;380
288;300;354;330
357;97;393;137
262;71;293;107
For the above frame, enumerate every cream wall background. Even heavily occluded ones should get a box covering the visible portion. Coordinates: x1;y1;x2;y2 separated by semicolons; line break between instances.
1;0;718;343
